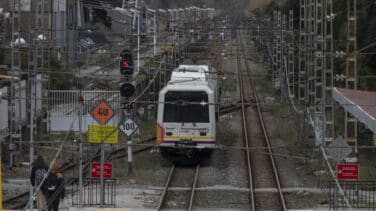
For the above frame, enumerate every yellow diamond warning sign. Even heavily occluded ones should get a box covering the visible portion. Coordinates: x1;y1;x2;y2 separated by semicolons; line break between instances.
90;100;115;125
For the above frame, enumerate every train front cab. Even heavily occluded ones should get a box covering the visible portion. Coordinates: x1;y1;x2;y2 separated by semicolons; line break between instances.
156;87;216;160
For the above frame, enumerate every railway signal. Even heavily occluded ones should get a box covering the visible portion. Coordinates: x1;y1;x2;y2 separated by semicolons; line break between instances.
120;49;134;75
120;82;135;98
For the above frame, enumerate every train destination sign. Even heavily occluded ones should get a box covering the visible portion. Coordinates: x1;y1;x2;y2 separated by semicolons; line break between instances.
91;162;113;178
337;163;359;180
119;116;139;137
90;100;115;125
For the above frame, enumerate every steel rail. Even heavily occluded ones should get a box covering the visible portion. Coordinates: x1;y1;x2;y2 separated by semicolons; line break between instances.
239;34;287;211
236;34;256;211
188;164;200;211
155;40;220;211
156;163;176;211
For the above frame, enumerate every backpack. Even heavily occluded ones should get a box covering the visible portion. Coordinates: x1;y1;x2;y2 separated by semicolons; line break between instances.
46;172;59;192
35;168;47;185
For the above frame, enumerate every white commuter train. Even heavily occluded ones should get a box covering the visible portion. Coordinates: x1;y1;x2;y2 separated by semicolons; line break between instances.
156;64;219;160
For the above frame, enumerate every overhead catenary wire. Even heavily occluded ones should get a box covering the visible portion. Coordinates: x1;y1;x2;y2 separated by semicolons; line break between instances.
3;93;376;107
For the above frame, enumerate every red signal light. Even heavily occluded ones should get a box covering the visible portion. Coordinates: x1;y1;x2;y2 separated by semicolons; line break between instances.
122;61;129;67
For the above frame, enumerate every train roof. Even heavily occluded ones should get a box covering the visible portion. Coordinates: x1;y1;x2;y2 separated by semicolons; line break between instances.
160;64;217;95
169;65;212;85
177;65;210;73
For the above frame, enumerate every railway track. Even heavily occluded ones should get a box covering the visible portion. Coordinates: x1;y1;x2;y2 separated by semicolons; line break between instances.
236;33;287;210
155;38;224;211
3;137;155;210
3;96;244;209
156;163;200;210
4;33;252;210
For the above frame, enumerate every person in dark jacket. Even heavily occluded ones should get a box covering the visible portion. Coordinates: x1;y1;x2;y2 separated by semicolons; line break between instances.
30;155;48;211
44;161;65;211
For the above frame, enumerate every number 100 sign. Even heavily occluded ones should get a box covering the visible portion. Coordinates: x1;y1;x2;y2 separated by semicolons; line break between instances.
119;116;139;137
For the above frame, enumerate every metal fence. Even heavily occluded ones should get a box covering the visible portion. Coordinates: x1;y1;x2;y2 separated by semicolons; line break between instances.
48;90;120;132
327;180;376;209
72;178;116;207
48;90;120;116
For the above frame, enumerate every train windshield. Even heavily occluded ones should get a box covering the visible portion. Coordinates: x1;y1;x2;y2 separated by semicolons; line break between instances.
163;91;209;123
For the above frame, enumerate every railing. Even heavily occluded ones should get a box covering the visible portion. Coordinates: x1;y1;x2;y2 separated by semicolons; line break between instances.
48;90;120;132
328;180;376;209
72;178;116;207
48;90;120;116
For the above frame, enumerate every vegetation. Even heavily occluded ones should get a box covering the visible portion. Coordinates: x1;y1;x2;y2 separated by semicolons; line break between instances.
50;58;72;90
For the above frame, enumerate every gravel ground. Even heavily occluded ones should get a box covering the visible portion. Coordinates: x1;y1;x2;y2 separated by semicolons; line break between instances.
245;39;327;209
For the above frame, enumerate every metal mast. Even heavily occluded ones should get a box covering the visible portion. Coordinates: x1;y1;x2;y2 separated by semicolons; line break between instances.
288;10;294;100
27;0;49;208
298;0;306;104
281;13;286;100
10;0;22;169
345;0;358;152
306;0;315;109
323;0;334;143
272;10;282;89
314;0;324;142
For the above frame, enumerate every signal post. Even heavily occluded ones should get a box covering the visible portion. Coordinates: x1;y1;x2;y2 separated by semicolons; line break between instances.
119;50;137;177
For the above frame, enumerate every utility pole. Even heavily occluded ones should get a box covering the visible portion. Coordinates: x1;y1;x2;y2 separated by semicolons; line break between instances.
136;0;140;75
274;10;282;89
272;10;282;89
314;0;324;143
153;10;157;56
153;0;157;57
281;13;287;101
10;0;22;171
345;0;358;153
78;93;83;207
323;0;334;144
306;0;315;111
288;10;294;100
298;0;306;104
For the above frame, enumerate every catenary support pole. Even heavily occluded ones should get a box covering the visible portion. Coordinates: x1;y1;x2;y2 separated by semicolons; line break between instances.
78;94;83;207
136;0;140;75
154;11;157;56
